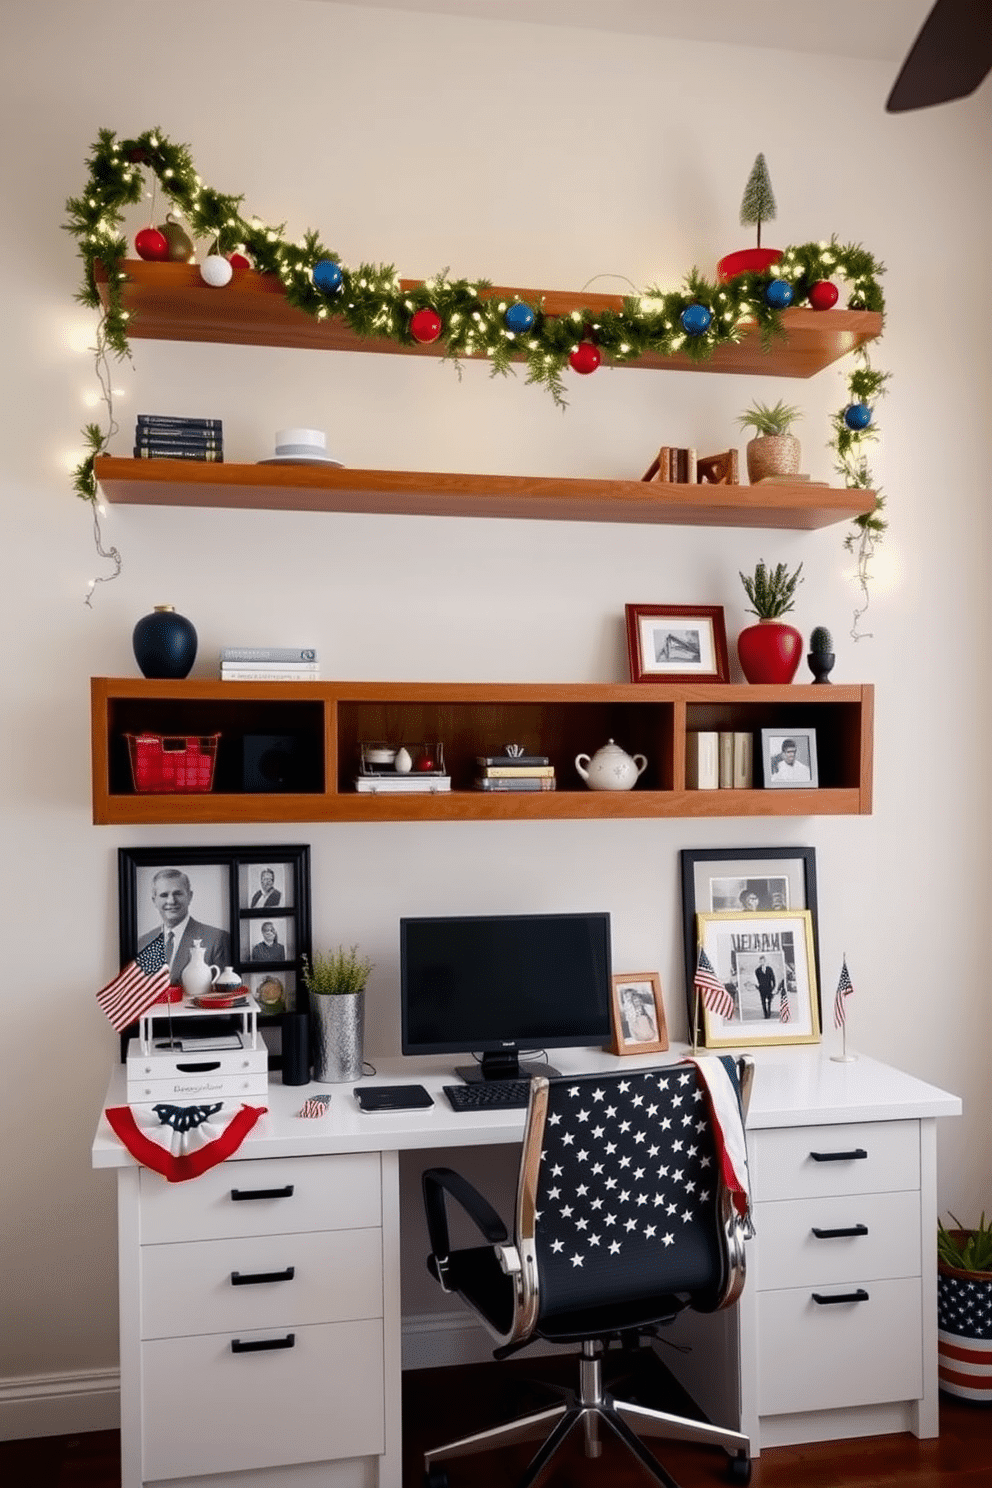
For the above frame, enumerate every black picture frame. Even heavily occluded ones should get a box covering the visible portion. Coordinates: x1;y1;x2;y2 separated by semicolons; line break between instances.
117;844;311;1062
679;846;819;1040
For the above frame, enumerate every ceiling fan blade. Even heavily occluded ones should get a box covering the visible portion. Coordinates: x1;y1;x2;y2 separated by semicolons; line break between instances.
886;0;992;111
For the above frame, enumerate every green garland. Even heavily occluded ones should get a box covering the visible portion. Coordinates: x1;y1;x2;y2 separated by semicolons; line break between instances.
65;128;888;626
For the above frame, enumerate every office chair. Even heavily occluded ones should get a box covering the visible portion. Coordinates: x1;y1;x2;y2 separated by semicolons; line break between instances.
421;1056;754;1488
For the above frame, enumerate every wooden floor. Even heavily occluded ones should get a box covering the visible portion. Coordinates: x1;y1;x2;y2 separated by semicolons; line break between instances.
3;1357;990;1488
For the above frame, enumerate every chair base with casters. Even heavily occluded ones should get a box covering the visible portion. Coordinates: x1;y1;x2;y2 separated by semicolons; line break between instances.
421;1057;755;1488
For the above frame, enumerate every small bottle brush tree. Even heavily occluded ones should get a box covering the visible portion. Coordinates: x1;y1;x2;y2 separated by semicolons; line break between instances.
740;152;777;249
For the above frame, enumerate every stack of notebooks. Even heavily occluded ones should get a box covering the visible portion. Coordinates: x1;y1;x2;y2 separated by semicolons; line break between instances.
474;753;556;792
134;414;224;462
686;731;752;790
220;647;320;683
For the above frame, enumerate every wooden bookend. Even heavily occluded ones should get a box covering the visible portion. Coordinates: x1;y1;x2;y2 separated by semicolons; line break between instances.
696;449;740;485
641;445;672;483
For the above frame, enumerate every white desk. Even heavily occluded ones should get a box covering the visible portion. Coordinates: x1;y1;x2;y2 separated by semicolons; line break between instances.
93;1046;960;1488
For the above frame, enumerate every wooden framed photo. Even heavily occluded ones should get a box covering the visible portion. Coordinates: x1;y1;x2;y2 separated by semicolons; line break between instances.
117;844;311;1060
679;846;820;1039
610;972;669;1055
761;728;818;788
625;604;729;683
694;910;821;1049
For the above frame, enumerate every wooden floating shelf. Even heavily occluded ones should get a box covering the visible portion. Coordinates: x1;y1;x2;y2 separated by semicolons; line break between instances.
94;457;875;532
94;261;883;379
91;677;874;825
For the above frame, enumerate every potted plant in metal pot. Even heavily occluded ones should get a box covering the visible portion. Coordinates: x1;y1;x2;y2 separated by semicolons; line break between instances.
303;944;374;1083
737;399;803;484
737;559;804;684
938;1213;992;1402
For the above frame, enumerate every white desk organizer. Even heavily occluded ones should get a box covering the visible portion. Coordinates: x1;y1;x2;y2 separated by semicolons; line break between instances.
127;996;268;1103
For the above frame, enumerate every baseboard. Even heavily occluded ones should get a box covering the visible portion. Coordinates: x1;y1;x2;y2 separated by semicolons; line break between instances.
0;1368;120;1441
401;1312;556;1372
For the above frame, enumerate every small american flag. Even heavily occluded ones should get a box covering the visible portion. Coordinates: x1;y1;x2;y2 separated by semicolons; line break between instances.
834;957;854;1028
780;989;791;1022
298;1095;330;1119
695;945;735;1021
96;936;171;1032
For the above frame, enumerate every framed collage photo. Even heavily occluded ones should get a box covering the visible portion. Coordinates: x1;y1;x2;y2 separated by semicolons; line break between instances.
680;846;820;1040
694;910;821;1049
625;604;730;684
610;972;669;1056
117;845;311;1061
761;728;819;789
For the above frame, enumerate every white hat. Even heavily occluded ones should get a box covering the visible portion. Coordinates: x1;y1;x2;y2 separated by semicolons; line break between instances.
259;428;342;466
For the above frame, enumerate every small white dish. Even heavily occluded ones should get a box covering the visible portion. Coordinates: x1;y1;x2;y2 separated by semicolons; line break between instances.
258;454;343;467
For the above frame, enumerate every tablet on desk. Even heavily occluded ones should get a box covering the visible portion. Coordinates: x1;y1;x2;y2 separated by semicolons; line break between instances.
355;1084;434;1112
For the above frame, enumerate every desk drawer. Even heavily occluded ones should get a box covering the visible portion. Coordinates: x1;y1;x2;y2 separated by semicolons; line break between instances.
753;1189;921;1291
750;1122;919;1202
140;1226;383;1338
139;1153;381;1242
141;1318;384;1479
757;1276;923;1414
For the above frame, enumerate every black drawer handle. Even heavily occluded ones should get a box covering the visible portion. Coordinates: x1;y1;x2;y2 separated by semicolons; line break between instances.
812;1289;870;1305
809;1148;868;1162
231;1333;296;1353
231;1266;295;1286
231;1185;295;1201
176;1060;222;1073
811;1224;869;1239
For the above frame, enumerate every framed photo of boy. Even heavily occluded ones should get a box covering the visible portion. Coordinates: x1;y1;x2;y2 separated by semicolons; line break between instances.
694;910;821;1049
610;972;669;1055
762;729;818;788
624;604;729;684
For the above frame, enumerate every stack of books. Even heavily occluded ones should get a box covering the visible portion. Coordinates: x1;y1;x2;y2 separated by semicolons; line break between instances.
474;753;556;792
134;414;224;462
641;446;697;484
686;731;752;790
220;647;320;683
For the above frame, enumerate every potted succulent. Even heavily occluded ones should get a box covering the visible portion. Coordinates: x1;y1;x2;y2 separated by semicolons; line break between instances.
737;559;804;684
807;625;836;685
737;399;803;484
938;1213;992;1402
303;944;374;1083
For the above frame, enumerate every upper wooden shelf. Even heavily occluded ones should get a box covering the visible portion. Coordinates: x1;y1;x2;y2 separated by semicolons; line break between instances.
94;456;875;531
94;261;883;379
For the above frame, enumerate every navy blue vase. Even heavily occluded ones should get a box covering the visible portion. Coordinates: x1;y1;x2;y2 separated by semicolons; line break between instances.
132;605;197;679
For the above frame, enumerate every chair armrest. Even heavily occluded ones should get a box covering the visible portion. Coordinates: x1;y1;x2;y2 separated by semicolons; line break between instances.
422;1167;509;1286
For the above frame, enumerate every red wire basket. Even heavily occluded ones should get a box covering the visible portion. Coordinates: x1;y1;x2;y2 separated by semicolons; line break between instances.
126;733;220;793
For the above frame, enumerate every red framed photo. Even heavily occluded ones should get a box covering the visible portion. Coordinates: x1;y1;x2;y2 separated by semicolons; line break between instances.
625;604;730;684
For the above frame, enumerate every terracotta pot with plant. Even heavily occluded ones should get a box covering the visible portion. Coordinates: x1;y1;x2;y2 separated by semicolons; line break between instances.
737;399;803;484
938;1213;992;1402
737;559;804;684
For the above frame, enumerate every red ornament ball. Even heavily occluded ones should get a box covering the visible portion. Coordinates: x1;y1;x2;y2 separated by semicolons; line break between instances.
410;308;442;344
808;280;839;311
135;227;169;262
413;755;436;772
569;341;601;375
229;252;251;274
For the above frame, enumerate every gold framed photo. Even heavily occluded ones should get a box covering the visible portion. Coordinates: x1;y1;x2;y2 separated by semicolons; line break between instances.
695;910;821;1048
610;971;669;1056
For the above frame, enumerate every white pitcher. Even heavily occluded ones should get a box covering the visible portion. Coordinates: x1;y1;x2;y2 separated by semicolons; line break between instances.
180;939;221;999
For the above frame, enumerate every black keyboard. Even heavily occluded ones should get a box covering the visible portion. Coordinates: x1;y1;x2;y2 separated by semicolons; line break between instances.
443;1080;532;1111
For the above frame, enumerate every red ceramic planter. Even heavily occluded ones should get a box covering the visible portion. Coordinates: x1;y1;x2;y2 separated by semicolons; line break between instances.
737;620;803;684
716;247;782;282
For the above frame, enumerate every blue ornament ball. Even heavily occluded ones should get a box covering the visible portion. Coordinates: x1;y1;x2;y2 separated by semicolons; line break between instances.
505;302;535;334
844;403;873;430
312;258;343;294
680;303;712;336
766;278;794;309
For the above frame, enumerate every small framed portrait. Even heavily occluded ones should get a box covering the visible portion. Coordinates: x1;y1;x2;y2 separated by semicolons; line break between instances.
761;728;818;788
680;846;820;1040
117;844;311;1061
610;972;669;1056
694;910;821;1049
625;604;729;684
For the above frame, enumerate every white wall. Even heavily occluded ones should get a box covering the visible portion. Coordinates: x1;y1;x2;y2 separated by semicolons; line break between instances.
2;0;990;1433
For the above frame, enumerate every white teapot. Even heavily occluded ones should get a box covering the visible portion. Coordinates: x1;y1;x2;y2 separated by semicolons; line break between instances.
575;739;648;792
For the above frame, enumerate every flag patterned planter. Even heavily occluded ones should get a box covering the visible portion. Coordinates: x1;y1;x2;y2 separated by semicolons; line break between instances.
938;1237;992;1402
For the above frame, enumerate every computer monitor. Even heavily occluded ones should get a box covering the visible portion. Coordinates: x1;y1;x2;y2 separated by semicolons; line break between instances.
400;911;612;1081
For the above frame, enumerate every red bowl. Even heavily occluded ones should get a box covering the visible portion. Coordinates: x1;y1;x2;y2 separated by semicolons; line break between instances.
716;247;782;282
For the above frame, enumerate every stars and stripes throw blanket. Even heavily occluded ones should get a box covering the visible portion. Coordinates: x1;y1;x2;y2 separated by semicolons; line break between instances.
104;1101;267;1181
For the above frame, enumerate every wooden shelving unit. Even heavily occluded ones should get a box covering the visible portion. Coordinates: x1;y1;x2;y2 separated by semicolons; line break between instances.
91;677;873;826
94;456;875;531
94;261;883;378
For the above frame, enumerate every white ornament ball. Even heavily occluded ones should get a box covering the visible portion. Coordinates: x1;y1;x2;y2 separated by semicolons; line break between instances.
200;254;233;288
394;747;413;774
